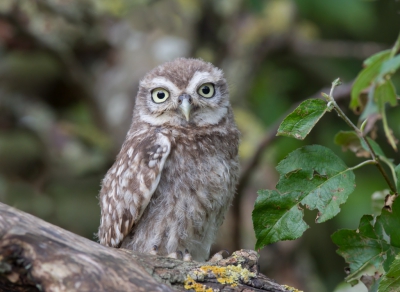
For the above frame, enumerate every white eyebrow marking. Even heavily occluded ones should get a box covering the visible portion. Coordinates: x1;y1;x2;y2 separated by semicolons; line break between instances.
186;71;214;94
141;76;180;95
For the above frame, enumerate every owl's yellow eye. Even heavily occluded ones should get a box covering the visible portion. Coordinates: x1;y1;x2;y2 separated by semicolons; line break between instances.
151;88;170;103
197;83;215;98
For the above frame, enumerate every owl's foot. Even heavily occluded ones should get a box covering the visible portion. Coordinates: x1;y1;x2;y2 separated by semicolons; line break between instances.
167;250;183;260
208;250;229;262
150;245;158;255
183;249;192;262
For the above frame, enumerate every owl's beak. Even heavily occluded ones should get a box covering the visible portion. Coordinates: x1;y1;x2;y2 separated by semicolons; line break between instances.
178;94;192;122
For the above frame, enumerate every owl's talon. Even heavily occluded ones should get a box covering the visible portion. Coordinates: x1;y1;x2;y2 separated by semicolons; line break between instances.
168;250;183;260
150;245;158;255
208;250;229;262
183;249;192;262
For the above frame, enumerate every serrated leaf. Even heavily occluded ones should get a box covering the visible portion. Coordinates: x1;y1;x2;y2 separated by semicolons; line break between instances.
332;197;400;282
332;216;390;282
395;164;400;193
350;51;391;110
252;190;309;249
375;203;400;271
253;145;355;249
277;99;328;140
378;253;400;292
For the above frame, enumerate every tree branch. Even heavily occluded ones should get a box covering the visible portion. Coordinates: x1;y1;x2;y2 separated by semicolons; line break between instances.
0;202;290;292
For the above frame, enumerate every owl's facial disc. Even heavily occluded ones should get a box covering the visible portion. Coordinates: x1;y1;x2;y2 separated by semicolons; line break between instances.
137;62;230;127
178;94;192;121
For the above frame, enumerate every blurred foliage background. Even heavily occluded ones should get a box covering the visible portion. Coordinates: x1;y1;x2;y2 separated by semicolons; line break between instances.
1;0;400;291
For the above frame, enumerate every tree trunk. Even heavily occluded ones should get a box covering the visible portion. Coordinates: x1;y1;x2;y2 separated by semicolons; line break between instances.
0;202;290;292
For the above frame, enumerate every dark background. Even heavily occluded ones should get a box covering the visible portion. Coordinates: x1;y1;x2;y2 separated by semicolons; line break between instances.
1;1;400;291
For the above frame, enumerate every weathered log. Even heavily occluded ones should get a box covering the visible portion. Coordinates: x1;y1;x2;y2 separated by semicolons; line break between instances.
0;202;290;292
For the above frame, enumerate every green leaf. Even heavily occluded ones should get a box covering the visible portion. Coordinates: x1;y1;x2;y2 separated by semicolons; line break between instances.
253;145;355;249
360;87;380;121
277;99;328;140
375;199;400;271
374;80;397;107
379;55;400;81
364;50;391;67
332;196;400;282
350;51;391;110
334;131;369;157
395;164;400;193
334;131;358;144
378;253;400;292
252;190;309;249
371;190;388;215
333;215;385;280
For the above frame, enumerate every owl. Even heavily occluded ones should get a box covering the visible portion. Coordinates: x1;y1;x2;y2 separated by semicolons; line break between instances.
97;58;240;262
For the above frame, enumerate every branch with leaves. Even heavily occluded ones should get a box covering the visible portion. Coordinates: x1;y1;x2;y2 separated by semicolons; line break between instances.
252;33;400;292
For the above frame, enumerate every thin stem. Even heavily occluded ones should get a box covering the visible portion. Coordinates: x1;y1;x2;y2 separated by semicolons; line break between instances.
380;156;398;188
381;101;398;150
389;32;400;59
348;160;377;172
375;163;397;193
325;79;397;193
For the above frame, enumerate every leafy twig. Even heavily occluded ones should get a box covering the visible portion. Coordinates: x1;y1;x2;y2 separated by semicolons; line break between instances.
232;81;353;251
323;79;397;193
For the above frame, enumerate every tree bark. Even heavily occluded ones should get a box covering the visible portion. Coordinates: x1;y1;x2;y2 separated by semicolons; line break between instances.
0;202;290;292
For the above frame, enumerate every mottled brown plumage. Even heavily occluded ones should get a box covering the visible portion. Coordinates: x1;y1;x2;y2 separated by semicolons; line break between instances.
98;58;239;261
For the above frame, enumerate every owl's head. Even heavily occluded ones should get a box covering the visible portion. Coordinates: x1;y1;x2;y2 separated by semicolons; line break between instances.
134;58;230;127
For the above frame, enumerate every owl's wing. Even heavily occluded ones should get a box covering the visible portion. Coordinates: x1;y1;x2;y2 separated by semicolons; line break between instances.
98;131;171;247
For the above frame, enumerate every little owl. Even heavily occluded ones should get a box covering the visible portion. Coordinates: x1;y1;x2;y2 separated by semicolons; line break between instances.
98;58;239;262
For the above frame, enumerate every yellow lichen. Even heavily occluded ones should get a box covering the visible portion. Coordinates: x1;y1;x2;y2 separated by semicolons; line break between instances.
200;264;254;286
184;276;213;292
282;284;304;292
184;264;256;291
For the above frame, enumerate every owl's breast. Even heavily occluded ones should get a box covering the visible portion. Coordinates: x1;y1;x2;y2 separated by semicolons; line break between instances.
126;129;239;261
152;131;239;221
